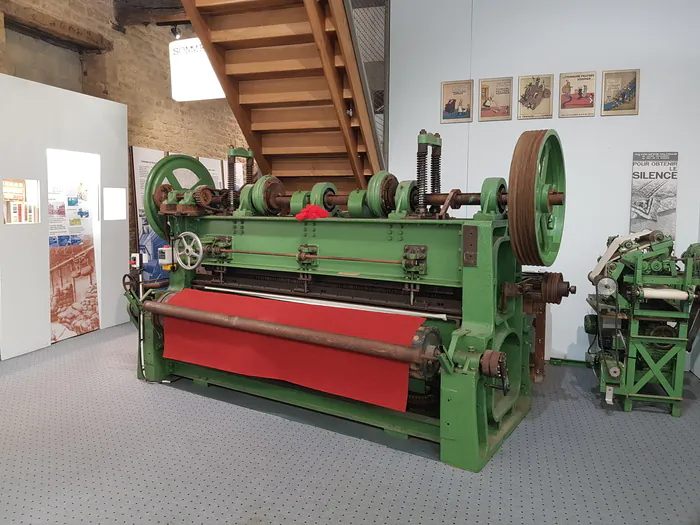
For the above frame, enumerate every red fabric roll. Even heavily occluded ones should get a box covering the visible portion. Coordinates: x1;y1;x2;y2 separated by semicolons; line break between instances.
162;289;426;411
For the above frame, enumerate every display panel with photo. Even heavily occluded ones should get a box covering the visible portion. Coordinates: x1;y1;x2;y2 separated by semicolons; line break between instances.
479;77;512;122
518;74;554;120
602;69;639;116
441;80;473;123
559;71;596;118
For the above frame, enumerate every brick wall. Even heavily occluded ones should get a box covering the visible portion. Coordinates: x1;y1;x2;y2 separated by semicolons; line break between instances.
0;1;244;159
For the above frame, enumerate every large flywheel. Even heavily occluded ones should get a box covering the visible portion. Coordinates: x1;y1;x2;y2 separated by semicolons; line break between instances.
508;130;566;267
144;155;215;240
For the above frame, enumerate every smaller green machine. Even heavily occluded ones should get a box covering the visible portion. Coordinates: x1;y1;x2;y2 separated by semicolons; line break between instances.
586;231;700;415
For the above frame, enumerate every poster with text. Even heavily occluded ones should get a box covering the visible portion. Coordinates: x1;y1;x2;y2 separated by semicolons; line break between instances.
559;71;596;118
518;74;553;120
441;80;473;123
602;69;639;116
48;183;99;342
630;152;678;237
132;147;167;282
479;77;512;122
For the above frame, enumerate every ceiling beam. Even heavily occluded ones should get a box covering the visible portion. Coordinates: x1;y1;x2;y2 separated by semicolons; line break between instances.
0;0;112;51
117;7;189;25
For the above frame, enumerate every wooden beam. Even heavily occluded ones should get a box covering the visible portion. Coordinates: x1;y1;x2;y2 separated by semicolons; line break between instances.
181;0;271;174
0;0;112;51
303;0;365;188
0;12;7;75
328;0;382;173
117;7;189;25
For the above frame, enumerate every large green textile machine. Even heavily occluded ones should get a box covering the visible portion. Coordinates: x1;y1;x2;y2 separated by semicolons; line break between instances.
124;129;574;472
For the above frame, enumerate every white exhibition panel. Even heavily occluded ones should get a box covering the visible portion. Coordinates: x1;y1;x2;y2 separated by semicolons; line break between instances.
390;0;700;361
0;74;129;360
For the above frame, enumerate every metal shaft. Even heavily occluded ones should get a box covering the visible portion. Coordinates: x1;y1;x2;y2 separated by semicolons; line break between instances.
143;299;426;364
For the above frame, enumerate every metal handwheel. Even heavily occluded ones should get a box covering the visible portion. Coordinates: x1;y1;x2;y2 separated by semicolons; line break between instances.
174;232;204;270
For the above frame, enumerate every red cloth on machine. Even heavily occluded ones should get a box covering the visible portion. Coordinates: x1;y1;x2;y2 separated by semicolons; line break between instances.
162;289;426;411
295;204;329;221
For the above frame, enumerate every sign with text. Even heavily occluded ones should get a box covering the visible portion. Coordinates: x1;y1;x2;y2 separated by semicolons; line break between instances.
169;38;225;102
630;152;678;237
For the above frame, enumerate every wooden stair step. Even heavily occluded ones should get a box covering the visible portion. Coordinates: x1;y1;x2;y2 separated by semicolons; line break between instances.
271;157;372;178
251;105;359;132
239;76;351;106
208;5;335;49
196;0;302;14
262;131;366;155
281;176;367;194
225;42;344;78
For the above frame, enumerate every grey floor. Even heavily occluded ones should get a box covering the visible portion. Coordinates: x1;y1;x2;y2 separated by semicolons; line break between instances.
1;325;700;525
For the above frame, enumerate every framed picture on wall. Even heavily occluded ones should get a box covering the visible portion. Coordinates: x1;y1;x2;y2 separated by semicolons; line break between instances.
478;77;513;122
559;71;596;118
601;69;639;116
441;80;473;123
517;74;554;120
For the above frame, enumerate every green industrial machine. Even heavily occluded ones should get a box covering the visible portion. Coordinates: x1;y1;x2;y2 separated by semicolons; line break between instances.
586;231;700;415
124;129;575;472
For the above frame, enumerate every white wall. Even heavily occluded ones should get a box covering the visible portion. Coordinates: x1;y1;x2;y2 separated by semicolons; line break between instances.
390;0;700;361
388;0;473;201
0;74;129;359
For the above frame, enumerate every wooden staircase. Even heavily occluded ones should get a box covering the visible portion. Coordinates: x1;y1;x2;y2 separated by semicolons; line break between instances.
182;0;383;192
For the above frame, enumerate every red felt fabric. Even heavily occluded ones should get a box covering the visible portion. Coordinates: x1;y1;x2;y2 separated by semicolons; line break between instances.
295;204;329;221
162;289;425;411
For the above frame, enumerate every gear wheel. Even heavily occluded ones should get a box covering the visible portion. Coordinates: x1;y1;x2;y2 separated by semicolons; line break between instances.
541;272;575;304
409;326;442;380
193;185;214;207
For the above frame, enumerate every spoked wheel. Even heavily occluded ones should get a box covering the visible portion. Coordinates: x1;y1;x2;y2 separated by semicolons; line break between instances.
174;232;204;270
143;155;215;240
508;130;566;267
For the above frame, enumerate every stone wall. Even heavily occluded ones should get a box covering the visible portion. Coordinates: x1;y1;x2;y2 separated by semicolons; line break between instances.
5;28;84;92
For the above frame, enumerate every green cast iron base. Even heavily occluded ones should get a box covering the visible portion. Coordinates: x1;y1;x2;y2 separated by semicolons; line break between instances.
165;360;530;472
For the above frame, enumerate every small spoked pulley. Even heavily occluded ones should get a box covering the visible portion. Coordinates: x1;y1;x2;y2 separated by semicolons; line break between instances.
174;232;204;270
508;130;566;266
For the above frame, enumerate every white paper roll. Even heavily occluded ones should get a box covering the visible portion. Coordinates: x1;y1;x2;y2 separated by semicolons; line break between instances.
640;287;690;301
